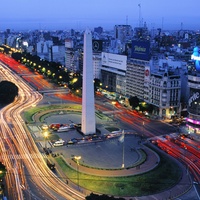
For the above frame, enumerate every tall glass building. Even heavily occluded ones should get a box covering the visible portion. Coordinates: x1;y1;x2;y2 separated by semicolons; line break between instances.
186;46;200;135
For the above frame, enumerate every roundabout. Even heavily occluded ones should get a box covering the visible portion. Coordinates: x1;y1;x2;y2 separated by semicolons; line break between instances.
22;104;187;199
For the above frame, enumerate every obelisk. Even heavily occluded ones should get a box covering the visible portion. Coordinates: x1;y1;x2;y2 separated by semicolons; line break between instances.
81;29;96;135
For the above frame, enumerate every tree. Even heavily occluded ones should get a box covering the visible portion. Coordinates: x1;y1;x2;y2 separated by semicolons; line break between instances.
0;81;18;105
12;52;22;61
86;193;125;200
0;162;6;178
94;78;101;91
139;104;146;112
128;96;139;109
146;104;154;114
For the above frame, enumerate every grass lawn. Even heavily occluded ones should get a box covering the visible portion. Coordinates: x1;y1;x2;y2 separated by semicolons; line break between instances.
22;104;82;123
105;127;120;132
55;152;182;197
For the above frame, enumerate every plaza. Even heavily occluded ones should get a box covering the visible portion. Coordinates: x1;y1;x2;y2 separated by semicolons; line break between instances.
24;105;193;199
30;109;158;171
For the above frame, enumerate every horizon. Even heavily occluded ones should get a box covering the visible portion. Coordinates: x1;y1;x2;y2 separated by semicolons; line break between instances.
0;0;200;32
1;22;199;33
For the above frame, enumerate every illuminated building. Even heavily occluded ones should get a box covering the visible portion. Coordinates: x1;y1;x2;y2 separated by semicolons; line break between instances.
126;58;148;100
101;52;127;95
186;47;200;134
149;69;181;118
126;40;150;100
65;39;80;72
126;41;183;119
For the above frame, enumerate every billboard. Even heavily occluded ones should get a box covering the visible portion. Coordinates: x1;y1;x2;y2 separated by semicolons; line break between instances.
92;40;103;52
131;40;150;61
188;89;200;108
65;39;74;48
101;52;127;70
191;46;200;71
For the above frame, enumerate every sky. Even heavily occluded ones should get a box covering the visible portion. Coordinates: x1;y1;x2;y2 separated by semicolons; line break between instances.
0;0;200;31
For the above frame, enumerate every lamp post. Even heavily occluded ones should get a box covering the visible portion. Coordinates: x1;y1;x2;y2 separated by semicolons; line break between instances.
111;101;116;121
74;156;81;190
44;131;49;149
142;121;144;139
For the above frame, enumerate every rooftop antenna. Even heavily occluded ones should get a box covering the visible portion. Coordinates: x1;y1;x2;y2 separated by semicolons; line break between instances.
126;15;128;25
162;17;164;30
138;3;142;27
181;22;183;30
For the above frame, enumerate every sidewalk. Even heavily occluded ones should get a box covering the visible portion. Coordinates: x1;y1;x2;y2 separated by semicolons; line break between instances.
51;143;192;200
133;144;193;200
64;144;159;177
32;109;193;199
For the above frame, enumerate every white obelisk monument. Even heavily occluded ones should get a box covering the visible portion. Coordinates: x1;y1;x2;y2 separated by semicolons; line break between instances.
81;29;96;135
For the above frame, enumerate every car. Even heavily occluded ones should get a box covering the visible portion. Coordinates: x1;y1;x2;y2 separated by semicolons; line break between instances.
41;124;48;130
49;123;63;130
53;140;65;147
71;138;78;143
67;140;74;144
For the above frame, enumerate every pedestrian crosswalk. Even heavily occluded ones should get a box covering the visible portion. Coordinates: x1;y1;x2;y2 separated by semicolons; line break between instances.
0;153;47;160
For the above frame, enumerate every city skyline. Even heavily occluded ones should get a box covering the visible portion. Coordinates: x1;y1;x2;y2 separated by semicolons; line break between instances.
0;0;200;31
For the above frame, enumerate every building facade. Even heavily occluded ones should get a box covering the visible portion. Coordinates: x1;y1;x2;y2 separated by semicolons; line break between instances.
126;58;149;100
93;53;102;79
101;52;127;95
114;25;133;44
148;69;181;118
186;73;200;134
181;46;200;134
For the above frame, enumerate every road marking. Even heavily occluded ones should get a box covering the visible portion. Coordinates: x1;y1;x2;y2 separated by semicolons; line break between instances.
0;153;47;160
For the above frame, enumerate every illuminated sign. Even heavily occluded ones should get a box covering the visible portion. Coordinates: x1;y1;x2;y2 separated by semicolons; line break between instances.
101;52;127;70
134;46;147;53
186;118;200;125
92;40;103;52
145;69;149;76
191;46;200;71
188;92;199;106
191;55;200;61
131;40;150;61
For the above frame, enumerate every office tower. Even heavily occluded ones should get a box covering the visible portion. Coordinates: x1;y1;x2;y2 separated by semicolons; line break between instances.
81;29;96;135
186;47;200;134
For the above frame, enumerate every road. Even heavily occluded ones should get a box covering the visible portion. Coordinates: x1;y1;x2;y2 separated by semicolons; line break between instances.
94;95;177;137
152;133;200;183
0;62;85;199
0;53;199;199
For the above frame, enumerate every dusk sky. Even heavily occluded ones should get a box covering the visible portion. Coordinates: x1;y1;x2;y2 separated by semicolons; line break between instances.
0;0;199;31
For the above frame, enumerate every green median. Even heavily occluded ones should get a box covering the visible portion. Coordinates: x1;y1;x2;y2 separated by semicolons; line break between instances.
55;151;182;197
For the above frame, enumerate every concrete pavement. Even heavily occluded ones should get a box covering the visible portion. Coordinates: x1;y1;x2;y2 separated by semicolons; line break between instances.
30;107;193;200
64;144;159;177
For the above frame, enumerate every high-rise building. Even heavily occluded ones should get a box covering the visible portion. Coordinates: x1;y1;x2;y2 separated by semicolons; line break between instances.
94;26;103;35
81;29;96;135
149;69;181;118
126;40;151;100
114;25;133;43
126;58;148;100
186;46;200;134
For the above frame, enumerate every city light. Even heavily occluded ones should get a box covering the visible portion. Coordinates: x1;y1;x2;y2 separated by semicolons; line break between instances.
74;156;81;190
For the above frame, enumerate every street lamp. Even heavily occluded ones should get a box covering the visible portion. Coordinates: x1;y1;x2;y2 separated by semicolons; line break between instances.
111;101;116;121
43;131;49;149
142;121;145;139
74;156;81;190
